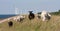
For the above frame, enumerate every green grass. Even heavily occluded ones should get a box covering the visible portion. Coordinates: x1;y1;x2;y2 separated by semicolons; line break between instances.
0;15;60;31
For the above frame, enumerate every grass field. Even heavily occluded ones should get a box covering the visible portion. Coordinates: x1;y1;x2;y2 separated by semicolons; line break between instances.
0;15;60;31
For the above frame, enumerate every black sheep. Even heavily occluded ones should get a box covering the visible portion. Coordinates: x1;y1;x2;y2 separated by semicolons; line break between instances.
8;21;13;27
28;11;35;20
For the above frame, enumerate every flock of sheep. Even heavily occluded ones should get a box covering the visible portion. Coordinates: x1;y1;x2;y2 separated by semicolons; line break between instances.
8;10;51;27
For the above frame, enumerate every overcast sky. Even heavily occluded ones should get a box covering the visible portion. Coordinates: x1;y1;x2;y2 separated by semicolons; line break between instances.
0;0;60;14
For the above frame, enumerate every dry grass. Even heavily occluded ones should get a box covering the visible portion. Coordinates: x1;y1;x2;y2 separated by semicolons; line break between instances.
0;15;60;31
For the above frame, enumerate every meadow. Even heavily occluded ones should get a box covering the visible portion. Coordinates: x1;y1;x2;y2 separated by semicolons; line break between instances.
0;15;60;31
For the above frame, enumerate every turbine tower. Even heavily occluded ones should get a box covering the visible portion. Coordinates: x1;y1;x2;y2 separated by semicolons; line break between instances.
15;8;19;15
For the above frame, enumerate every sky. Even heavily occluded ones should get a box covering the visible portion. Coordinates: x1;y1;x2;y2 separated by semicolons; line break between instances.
0;0;60;14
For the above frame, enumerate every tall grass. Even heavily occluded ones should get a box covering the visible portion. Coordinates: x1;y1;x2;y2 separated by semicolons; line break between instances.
0;15;60;31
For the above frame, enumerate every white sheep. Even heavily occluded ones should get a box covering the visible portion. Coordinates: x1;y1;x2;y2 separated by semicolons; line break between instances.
13;15;25;22
41;10;51;21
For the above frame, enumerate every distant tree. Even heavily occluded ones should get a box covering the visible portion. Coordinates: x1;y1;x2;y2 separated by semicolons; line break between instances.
46;10;60;15
59;10;60;12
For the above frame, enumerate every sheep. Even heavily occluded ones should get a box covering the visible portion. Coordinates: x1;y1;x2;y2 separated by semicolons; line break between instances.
28;11;35;20
13;15;25;22
37;12;41;19
18;15;25;22
13;17;17;21
40;10;51;21
37;15;41;19
8;21;13;27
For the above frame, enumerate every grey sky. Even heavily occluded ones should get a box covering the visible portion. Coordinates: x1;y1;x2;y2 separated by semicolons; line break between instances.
0;0;60;14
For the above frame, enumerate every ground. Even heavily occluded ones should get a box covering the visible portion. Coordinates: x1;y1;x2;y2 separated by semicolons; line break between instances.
0;15;60;31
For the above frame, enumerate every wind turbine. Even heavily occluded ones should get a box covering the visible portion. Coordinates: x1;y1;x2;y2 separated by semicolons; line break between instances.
15;8;19;15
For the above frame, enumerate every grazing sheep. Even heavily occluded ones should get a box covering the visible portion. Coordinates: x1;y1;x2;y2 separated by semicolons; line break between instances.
37;12;41;19
8;21;13;27
13;17;17;21
28;11;35;20
19;16;25;22
14;15;25;22
45;13;51;20
41;10;51;21
37;15;41;19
